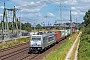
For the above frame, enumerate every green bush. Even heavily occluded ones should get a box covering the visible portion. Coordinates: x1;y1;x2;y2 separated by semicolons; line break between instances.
78;34;90;60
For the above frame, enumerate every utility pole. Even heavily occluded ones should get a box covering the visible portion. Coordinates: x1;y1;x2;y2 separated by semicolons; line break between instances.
45;15;48;26
60;0;62;24
70;10;72;35
18;17;21;36
45;15;48;30
33;21;36;34
76;18;78;31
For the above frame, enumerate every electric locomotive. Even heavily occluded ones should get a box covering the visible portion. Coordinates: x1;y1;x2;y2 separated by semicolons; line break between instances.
29;32;56;53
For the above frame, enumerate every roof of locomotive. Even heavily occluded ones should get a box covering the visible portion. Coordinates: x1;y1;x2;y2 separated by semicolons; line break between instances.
31;32;56;37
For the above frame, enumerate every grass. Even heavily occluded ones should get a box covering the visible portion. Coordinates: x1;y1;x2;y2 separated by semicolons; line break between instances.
70;37;80;60
0;37;30;50
42;32;79;60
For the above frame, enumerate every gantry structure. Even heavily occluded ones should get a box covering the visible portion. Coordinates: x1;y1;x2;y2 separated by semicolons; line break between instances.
1;3;20;40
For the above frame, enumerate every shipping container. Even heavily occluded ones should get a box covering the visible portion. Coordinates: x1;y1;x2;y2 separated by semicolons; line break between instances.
67;29;71;35
72;28;75;33
51;30;61;42
60;30;66;37
65;30;68;36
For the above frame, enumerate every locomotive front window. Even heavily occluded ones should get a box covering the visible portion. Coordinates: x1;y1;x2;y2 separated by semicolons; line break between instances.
31;36;41;41
32;38;37;40
37;38;41;40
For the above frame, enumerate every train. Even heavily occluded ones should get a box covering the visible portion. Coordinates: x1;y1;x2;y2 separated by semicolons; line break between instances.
29;28;76;53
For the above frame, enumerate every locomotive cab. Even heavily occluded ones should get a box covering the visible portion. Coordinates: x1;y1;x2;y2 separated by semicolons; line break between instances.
30;35;42;53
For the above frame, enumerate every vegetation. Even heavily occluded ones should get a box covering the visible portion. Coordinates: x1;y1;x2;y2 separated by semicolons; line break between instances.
0;21;42;32
42;32;79;60
0;37;30;50
36;24;42;32
78;10;90;60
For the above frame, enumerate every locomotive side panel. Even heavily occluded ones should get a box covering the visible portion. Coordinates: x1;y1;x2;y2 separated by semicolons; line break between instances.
47;34;56;46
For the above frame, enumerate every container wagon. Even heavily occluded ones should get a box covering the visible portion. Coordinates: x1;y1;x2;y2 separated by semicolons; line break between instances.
51;30;62;43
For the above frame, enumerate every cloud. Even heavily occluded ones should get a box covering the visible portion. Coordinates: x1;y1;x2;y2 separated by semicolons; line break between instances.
63;0;78;5
10;0;90;24
47;12;55;17
71;7;76;10
80;0;90;3
21;8;40;13
0;13;3;16
0;6;4;9
72;11;78;15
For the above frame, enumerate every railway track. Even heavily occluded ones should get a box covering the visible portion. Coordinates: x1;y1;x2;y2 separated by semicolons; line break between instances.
0;42;30;60
0;47;29;60
19;54;38;60
0;42;29;52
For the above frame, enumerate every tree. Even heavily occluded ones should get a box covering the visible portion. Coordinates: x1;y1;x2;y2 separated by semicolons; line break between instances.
24;22;32;31
83;10;90;27
36;24;41;32
26;27;32;32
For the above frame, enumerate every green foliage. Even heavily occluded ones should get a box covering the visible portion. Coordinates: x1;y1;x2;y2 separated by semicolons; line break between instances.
78;11;90;60
8;22;32;31
78;34;90;60
55;26;62;30
26;27;32;32
36;24;41;32
83;10;90;26
83;28;90;34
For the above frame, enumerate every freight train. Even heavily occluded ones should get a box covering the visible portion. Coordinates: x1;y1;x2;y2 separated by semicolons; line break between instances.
29;28;76;53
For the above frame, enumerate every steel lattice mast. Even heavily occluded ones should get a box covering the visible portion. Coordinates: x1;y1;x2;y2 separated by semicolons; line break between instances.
1;3;10;40
1;2;21;40
7;6;19;38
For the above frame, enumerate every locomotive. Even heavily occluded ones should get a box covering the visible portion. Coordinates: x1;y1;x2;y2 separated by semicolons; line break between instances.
29;32;56;53
29;29;75;53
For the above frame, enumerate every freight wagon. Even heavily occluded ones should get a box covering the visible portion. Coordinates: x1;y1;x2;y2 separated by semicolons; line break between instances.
51;29;70;43
51;30;61;43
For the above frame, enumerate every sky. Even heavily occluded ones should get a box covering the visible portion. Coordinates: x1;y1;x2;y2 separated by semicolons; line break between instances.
0;0;89;26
